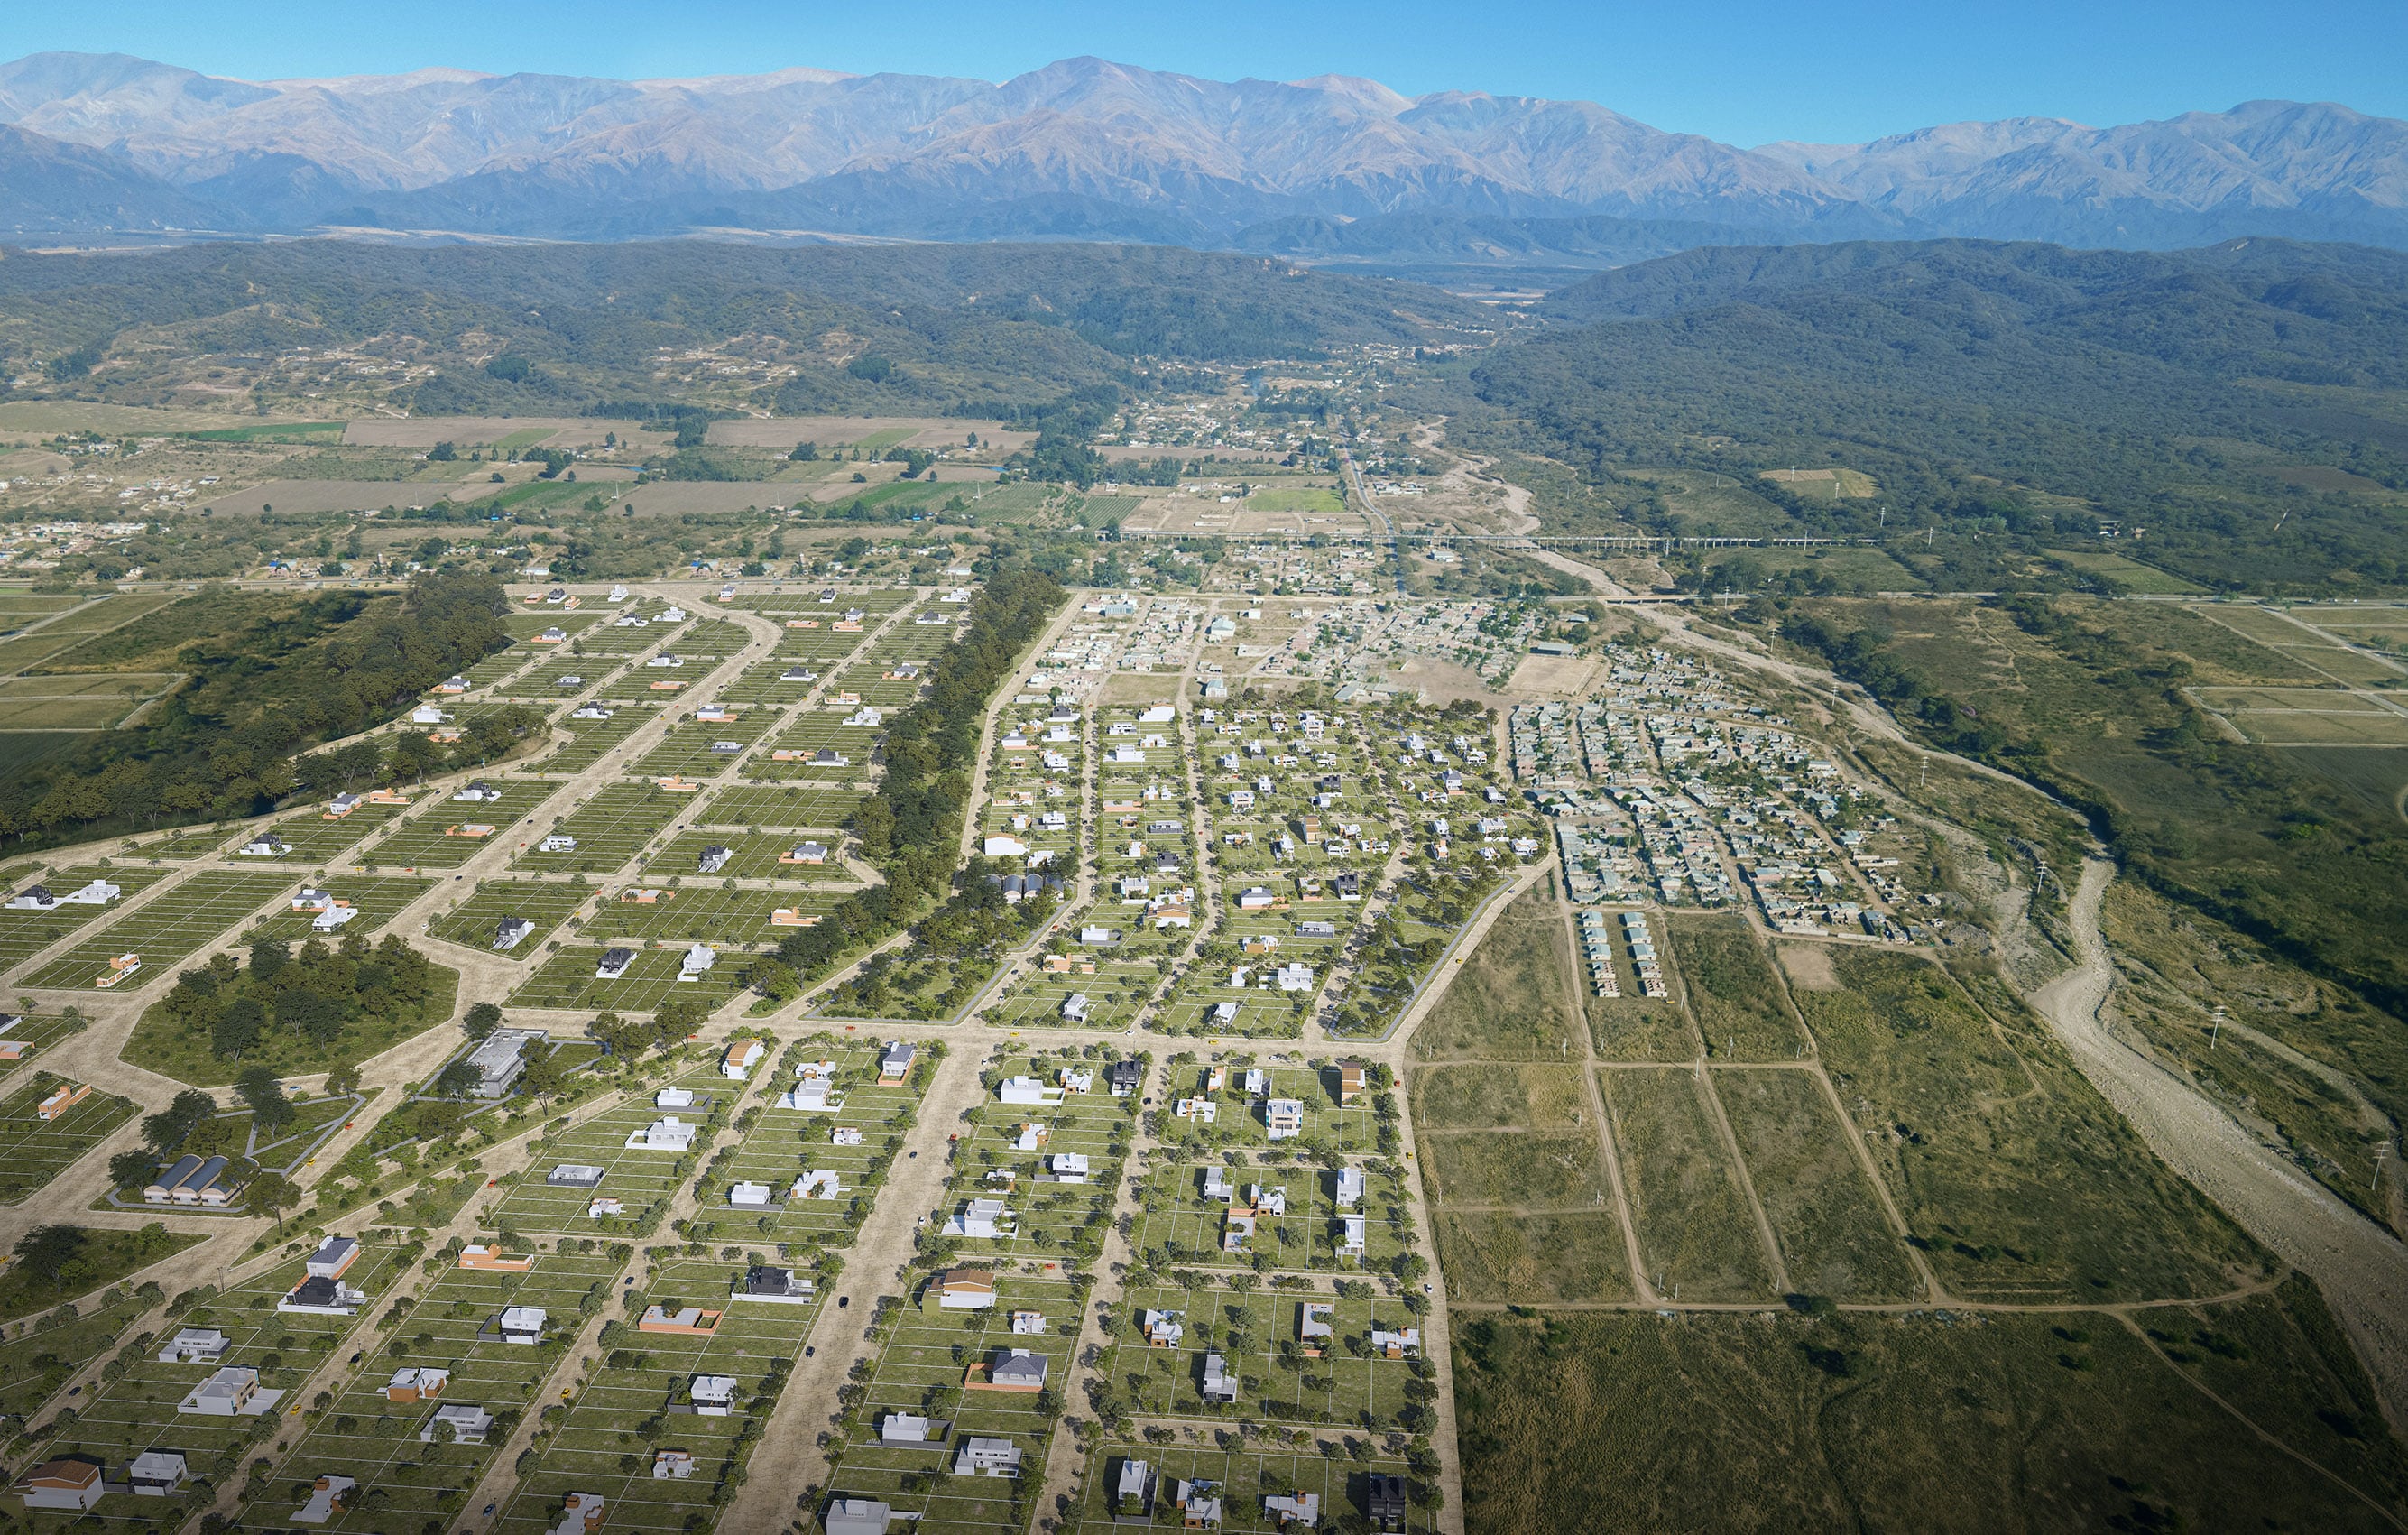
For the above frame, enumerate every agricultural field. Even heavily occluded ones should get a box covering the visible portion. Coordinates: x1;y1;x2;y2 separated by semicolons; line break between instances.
23;869;299;989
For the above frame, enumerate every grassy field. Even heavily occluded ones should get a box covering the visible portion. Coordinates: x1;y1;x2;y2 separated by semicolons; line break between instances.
1451;1294;2408;1534
1599;1067;1779;1302
1409;887;1580;1061
0;1071;136;1203
2045;548;2209;593
0;1222;202;1324
1717;1066;1923;1301
1665;915;1807;1060
427;879;593;958
1795;948;2273;1302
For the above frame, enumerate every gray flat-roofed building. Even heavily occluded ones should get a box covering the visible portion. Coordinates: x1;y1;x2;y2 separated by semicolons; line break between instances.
466;1028;548;1098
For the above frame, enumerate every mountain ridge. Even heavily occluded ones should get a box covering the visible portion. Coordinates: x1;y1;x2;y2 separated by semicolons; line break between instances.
1;51;2403;258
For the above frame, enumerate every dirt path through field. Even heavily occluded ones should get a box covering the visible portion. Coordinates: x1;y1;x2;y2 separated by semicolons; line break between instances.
2034;857;2408;1429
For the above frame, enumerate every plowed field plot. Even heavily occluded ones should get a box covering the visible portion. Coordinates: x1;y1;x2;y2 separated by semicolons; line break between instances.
25;869;296;988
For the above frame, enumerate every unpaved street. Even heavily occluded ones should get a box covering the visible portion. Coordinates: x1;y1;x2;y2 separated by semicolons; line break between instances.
2034;858;2408;1428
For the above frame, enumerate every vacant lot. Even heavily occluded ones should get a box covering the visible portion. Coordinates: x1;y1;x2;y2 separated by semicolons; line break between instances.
1600;1067;1778;1303
1718;1067;1922;1302
1410;886;1579;1060
1451;1298;2408;1534
1666;915;1806;1060
1795;948;2273;1302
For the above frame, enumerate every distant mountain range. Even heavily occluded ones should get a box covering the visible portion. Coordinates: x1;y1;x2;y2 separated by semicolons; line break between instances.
3;51;2405;262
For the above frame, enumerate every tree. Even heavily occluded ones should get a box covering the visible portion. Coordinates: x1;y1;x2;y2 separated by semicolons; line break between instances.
462;1001;503;1042
235;1066;294;1135
142;1088;218;1153
324;1063;361;1098
212;996;265;1059
14;1224;88;1290
249;1171;300;1235
434;1058;480;1098
249;936;291;984
109;1150;154;1190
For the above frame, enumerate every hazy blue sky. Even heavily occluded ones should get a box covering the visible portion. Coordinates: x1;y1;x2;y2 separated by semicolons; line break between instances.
5;0;2400;145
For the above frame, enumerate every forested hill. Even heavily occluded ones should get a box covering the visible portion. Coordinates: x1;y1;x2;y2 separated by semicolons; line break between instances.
1538;237;2408;385
0;239;1488;414
1468;238;2408;591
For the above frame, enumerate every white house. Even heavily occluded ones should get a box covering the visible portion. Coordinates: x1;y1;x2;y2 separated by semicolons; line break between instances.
626;1116;698;1151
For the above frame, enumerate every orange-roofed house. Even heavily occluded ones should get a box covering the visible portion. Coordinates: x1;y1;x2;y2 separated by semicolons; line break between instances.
638;1305;722;1336
35;1083;90;1121
457;1244;534;1273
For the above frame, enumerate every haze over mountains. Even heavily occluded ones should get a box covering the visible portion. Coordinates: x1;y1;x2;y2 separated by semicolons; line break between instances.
2;51;2405;263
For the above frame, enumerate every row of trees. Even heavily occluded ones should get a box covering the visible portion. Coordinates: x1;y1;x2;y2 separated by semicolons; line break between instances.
753;566;1065;992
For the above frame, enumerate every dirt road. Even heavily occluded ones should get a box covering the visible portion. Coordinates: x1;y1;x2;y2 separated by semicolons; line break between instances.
2034;857;2408;1428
